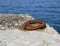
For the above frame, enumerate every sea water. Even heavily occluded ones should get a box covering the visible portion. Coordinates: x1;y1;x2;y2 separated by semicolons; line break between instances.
0;0;60;33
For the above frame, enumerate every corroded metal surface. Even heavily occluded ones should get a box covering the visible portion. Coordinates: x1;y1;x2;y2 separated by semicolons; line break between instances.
19;20;46;30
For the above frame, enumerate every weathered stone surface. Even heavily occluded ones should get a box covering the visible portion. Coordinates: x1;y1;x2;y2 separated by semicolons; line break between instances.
0;14;33;30
0;14;60;46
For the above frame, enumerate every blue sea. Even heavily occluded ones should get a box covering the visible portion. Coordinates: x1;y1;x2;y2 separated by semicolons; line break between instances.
0;0;60;33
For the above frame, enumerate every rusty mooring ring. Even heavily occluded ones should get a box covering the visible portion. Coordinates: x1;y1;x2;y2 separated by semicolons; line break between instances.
19;20;46;30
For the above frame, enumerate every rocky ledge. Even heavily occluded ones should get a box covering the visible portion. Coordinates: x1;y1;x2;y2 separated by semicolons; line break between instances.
0;14;60;46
